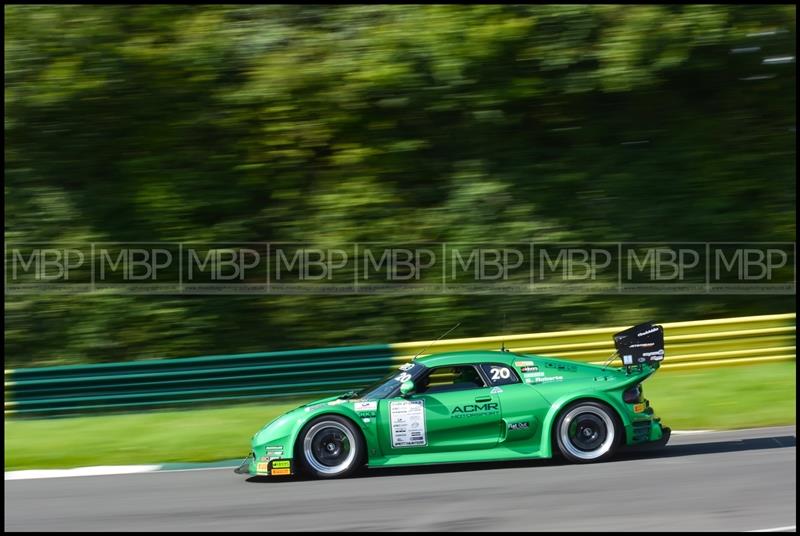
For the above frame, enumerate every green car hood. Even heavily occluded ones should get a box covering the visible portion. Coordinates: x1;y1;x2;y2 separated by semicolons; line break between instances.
252;393;362;450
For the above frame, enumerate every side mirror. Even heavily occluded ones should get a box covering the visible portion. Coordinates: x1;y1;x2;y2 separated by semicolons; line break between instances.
399;380;415;397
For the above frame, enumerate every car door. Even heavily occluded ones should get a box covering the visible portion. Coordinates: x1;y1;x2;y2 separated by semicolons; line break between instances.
376;364;503;455
478;362;552;449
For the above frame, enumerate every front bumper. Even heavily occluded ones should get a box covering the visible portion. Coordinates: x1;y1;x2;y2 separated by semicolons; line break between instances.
233;452;294;476
234;453;253;474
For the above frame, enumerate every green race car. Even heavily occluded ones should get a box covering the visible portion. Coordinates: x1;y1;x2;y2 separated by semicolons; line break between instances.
235;322;670;479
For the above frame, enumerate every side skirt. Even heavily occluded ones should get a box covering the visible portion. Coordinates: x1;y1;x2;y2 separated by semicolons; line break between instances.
367;446;547;468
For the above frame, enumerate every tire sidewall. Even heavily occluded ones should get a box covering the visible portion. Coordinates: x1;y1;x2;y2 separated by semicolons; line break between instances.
554;400;621;464
297;415;365;479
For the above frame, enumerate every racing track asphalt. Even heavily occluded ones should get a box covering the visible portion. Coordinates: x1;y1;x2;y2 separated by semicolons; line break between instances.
4;426;796;532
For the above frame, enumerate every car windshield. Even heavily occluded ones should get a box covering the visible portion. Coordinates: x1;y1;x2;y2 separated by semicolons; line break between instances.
356;362;428;400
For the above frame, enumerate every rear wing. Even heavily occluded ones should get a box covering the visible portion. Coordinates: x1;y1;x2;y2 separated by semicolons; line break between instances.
613;322;665;369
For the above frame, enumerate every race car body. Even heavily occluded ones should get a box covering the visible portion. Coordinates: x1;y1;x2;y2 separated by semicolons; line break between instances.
236;322;670;478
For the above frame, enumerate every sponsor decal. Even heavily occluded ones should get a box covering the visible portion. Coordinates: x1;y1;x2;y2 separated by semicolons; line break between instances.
514;360;534;367
390;400;427;447
543;362;575;371
451;403;499;417
328;399;348;406
354;401;378;412
520;366;538;373
628;342;655;348
633;403;646;413
524;371;545;378
534;375;563;383
267;459;292;475
593;376;615;382
508;422;530;431
490;386;503;394
638;327;659;337
256;462;269;474
399;363;415;371
362;417;371;423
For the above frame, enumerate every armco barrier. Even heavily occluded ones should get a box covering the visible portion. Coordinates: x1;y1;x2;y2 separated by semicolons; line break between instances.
4;345;396;416
5;313;795;416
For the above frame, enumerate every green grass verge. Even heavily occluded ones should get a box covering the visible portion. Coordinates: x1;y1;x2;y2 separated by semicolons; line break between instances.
5;362;795;471
645;361;795;430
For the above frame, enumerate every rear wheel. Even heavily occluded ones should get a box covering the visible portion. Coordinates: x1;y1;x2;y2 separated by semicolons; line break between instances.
555;401;621;463
298;415;364;479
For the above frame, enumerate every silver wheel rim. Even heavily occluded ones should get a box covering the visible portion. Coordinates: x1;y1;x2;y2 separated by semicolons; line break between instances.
559;406;615;460
303;421;356;475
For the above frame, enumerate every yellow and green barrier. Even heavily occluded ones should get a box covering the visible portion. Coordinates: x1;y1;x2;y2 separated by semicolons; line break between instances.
5;313;794;417
392;313;796;371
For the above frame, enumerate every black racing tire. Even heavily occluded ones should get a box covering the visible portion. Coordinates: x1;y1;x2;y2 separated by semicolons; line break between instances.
296;415;365;479
554;400;622;463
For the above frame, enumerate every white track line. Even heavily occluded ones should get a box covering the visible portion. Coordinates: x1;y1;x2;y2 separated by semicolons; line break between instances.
5;465;162;480
7;426;795;481
748;526;796;532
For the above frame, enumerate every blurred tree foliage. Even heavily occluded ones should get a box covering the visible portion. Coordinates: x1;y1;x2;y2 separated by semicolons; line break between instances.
5;5;796;366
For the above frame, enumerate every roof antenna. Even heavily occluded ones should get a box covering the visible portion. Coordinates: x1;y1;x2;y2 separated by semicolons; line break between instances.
412;322;461;360
500;313;507;352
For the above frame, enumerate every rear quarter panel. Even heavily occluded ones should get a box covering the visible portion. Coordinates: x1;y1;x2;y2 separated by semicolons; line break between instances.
529;368;657;456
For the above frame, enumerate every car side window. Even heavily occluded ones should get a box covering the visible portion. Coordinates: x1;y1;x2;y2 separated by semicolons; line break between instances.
479;364;521;386
416;365;486;394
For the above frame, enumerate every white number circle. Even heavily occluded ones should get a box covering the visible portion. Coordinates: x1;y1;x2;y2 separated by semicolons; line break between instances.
490;367;510;381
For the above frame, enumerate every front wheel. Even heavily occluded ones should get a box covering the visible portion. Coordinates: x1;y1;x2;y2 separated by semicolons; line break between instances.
555;401;621;463
298;415;364;478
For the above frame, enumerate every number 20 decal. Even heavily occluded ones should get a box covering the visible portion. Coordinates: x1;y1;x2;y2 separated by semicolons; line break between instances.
395;372;412;383
490;367;510;381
